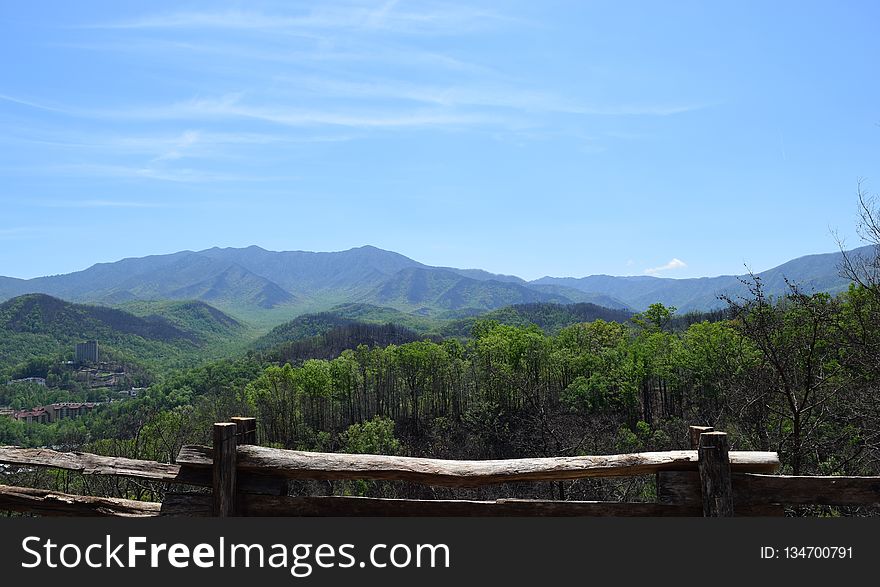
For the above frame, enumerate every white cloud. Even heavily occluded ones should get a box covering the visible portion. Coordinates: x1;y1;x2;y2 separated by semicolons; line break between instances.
644;258;687;275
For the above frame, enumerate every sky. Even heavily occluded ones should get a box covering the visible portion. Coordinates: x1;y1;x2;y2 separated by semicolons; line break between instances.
1;0;878;281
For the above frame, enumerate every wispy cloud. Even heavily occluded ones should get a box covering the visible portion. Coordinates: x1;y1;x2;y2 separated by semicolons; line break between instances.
152;130;201;161
365;0;402;29
0;226;45;239
644;258;687;275
35;199;166;209
2;85;701;137
0;93;66;113
0;127;353;154
44;163;299;183
2;2;706;194
574;104;704;117
89;93;504;129
285;75;707;118
52;38;494;77
282;76;575;112
85;3;508;36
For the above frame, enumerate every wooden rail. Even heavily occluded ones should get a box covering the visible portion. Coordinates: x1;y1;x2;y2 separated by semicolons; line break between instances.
0;484;160;517
657;471;880;507
0;446;196;484
2;421;877;517
175;445;780;487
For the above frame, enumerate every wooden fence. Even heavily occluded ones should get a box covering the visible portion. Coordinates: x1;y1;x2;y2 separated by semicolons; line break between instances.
1;420;878;517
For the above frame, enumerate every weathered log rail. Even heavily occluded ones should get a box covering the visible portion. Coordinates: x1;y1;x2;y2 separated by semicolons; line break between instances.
174;445;780;486
1;421;877;517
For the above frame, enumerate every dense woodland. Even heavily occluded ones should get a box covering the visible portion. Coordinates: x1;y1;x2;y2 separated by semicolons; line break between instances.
4;203;880;511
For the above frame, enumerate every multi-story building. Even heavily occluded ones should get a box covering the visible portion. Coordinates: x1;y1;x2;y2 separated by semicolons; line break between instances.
5;377;47;386
75;340;99;363
12;407;50;424
45;402;98;421
8;402;99;424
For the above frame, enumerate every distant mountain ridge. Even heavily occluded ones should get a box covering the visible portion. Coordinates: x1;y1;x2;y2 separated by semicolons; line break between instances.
0;245;581;319
0;243;870;322
533;246;872;312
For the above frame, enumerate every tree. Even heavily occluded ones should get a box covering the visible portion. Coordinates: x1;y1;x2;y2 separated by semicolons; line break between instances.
340;415;400;455
676;319;756;427
839;181;880;294
723;277;845;474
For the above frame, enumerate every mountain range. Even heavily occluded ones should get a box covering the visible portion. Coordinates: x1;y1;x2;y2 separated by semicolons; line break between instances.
0;244;871;327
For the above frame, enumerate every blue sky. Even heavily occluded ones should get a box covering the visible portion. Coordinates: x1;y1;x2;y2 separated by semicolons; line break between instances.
1;0;878;281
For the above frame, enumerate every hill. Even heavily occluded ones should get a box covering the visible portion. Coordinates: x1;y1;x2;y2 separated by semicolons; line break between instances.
264;322;427;365
0;294;246;372
118;300;247;342
0;294;193;343
252;303;440;350
440;302;634;337
255;300;635;355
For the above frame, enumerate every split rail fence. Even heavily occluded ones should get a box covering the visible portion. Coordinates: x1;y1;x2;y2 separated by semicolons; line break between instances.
1;420;879;517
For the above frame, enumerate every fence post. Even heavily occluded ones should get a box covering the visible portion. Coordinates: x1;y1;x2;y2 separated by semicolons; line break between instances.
213;422;238;517
657;425;717;506
689;425;714;449
698;431;734;517
231;417;257;445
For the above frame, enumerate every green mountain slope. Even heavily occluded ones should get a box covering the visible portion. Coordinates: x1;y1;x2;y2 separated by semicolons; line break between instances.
440;302;634;336
368;267;571;314
0;294;246;371
119;300;245;340
0;294;193;342
253;303;441;350
525;283;633;310
198;244;421;295
265;322;427;365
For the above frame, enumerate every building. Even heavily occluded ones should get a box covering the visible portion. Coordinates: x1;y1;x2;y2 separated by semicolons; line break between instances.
12;407;50;424
5;377;46;386
118;387;147;398
75;340;99;364
45;402;98;421
8;402;99;424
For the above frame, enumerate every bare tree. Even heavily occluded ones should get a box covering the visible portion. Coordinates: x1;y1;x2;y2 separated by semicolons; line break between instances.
838;180;880;292
722;275;845;475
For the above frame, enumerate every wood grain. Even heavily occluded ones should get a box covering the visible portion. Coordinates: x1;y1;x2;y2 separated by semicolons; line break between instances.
658;470;880;507
177;445;780;487
0;484;160;517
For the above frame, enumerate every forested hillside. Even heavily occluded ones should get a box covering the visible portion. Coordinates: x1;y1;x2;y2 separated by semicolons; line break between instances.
0;294;249;377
